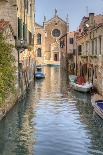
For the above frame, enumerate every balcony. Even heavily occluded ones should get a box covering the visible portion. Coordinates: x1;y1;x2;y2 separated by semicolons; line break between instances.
87;55;98;64
89;55;97;59
15;39;28;49
80;55;88;64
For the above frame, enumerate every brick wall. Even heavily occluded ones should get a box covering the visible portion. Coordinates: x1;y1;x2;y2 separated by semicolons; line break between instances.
0;1;17;36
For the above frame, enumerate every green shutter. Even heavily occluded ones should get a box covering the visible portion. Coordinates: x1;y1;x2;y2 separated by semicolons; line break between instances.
18;17;22;40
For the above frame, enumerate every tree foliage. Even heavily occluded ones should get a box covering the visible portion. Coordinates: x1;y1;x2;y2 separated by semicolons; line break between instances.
0;33;16;103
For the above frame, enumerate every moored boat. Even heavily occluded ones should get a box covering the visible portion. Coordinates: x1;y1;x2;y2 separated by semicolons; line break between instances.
70;82;92;93
34;67;45;79
91;94;103;119
69;75;77;83
69;75;92;93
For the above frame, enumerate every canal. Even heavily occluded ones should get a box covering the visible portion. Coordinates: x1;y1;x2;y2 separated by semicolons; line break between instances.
0;66;103;155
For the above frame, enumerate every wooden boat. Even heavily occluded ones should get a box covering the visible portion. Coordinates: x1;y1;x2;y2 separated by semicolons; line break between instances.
34;67;45;79
70;82;92;93
69;75;92;93
91;94;103;119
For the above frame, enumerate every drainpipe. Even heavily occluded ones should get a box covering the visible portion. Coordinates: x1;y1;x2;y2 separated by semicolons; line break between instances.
66;34;68;70
75;43;78;76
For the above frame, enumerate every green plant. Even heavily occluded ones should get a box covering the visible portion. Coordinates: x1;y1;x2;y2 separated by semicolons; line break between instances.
0;33;16;104
89;55;97;58
81;55;88;58
28;45;34;51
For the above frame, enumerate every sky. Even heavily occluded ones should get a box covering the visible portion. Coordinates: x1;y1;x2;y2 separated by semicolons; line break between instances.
35;0;103;31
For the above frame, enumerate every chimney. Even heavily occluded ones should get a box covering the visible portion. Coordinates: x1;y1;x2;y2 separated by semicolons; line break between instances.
89;13;94;26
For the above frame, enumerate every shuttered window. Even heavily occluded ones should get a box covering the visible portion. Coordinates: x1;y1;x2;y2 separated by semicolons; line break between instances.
69;38;74;44
23;23;27;40
37;48;42;57
18;17;22;40
37;33;42;45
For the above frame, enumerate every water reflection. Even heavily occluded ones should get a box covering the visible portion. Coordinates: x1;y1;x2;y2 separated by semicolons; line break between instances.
71;90;103;154
60;68;69;97
0;95;35;155
0;66;103;155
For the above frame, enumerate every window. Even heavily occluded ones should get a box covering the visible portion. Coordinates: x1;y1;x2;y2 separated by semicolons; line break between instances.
37;33;42;44
60;40;65;48
73;49;76;55
88;68;92;80
86;42;88;54
69;38;74;44
92;40;94;55
94;66;97;79
29;31;32;45
30;3;32;17
94;38;97;55
23;23;27;40
24;0;27;9
27;0;28;13
78;45;82;55
37;48;42;57
52;29;61;37
99;36;101;55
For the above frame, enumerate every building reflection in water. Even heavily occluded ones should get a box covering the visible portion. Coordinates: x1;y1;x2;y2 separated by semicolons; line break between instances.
0;94;35;155
60;68;69;97
71;90;103;154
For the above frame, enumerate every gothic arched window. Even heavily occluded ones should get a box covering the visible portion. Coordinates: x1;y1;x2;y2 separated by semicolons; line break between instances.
37;48;42;57
37;33;42;44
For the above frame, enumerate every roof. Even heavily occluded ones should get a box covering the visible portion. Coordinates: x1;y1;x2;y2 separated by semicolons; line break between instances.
94;15;103;25
76;23;103;40
35;22;43;28
44;15;67;25
79;14;103;29
60;31;75;40
76;14;103;38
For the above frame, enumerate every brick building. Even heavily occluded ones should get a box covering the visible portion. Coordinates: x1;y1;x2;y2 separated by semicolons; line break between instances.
34;10;69;66
0;0;35;44
74;13;103;95
0;0;35;88
0;19;18;86
60;32;75;73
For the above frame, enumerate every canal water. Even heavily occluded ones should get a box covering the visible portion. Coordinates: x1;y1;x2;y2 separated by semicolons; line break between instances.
0;66;103;155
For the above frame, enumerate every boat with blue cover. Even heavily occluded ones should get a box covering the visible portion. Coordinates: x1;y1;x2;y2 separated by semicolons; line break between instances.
34;67;45;79
92;100;103;119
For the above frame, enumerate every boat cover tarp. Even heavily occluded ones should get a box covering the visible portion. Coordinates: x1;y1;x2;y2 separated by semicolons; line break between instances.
76;76;85;85
97;102;103;110
75;82;92;88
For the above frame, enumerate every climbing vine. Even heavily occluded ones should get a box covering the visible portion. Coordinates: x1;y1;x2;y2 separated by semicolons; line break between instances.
0;33;16;103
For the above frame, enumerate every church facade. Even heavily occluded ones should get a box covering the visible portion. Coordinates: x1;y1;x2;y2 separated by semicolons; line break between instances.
34;10;69;65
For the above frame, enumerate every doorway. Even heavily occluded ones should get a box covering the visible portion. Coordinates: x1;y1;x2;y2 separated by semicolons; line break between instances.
54;53;59;61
